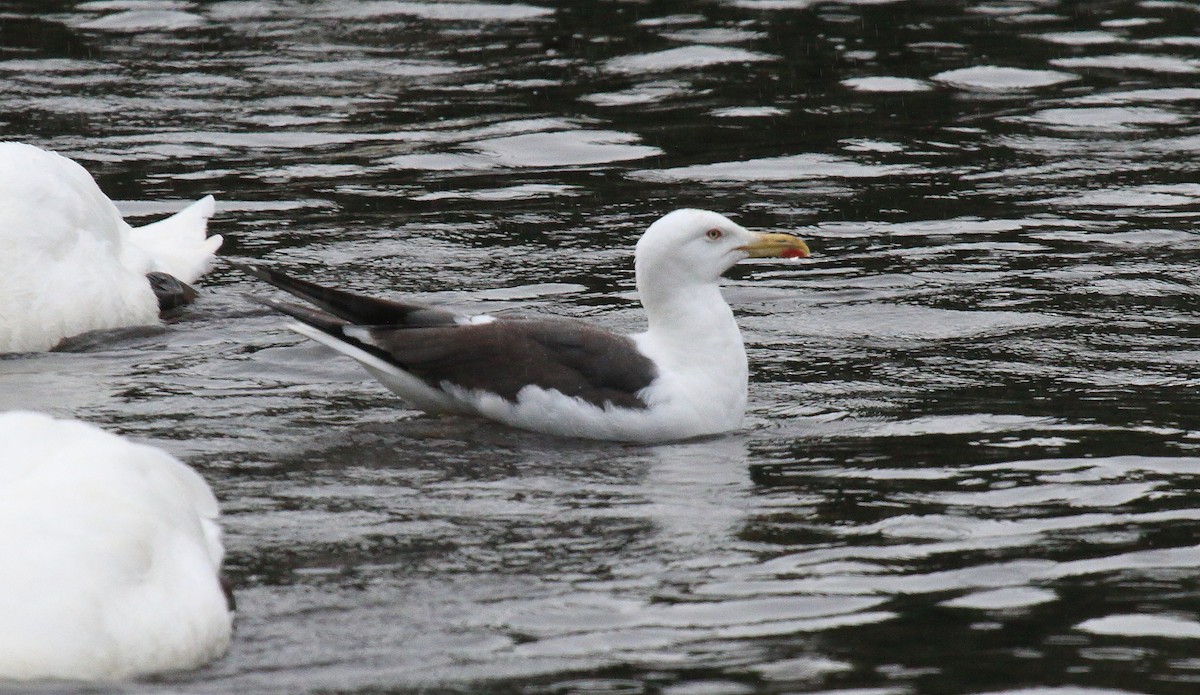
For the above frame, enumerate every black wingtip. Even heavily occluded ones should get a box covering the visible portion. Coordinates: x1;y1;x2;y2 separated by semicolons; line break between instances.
233;259;462;328
231;260;340;313
246;293;348;335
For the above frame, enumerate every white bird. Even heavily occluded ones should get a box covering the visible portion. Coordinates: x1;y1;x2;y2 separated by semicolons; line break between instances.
0;142;222;353
0;411;232;682
240;209;810;442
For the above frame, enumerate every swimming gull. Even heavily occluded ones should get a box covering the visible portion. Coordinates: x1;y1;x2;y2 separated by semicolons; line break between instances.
239;208;809;442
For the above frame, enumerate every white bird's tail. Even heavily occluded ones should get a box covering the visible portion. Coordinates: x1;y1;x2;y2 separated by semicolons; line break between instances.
127;195;222;283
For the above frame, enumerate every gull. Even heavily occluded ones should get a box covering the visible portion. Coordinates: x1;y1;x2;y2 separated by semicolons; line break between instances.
240;209;809;442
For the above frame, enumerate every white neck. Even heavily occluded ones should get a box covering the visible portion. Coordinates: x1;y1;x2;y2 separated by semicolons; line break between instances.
641;282;738;346
634;281;749;433
638;281;748;387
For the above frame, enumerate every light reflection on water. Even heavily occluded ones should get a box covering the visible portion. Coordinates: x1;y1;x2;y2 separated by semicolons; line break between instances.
3;0;1200;693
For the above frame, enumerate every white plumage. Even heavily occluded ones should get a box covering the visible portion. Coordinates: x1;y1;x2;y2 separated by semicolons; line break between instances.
247;209;810;442
0;411;232;682
0;142;221;352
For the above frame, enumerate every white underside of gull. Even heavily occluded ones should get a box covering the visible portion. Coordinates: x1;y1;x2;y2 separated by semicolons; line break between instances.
289;281;750;443
290;321;470;414
0;142;221;352
0;411;231;682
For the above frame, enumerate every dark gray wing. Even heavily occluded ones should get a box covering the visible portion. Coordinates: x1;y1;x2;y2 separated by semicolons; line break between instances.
239;264;658;410
360;319;657;410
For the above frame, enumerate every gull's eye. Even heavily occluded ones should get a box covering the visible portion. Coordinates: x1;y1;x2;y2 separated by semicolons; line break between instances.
705;228;723;241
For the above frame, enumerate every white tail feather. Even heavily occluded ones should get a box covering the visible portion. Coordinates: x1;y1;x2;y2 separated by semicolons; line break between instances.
128;195;221;283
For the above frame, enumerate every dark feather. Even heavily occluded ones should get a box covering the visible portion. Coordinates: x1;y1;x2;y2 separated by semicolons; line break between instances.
232;262;461;327
147;271;197;313
362;319;657;410
240;264;659;410
250;296;348;335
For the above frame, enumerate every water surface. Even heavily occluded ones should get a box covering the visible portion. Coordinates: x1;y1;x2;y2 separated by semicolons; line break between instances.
4;1;1200;693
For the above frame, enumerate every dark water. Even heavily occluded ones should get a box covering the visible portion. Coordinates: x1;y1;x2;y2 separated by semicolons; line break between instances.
5;0;1200;693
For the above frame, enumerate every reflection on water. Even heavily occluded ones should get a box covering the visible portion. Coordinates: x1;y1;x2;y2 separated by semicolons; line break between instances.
4;0;1200;693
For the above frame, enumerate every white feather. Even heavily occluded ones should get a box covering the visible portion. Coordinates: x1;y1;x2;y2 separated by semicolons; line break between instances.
128;194;221;284
0;142;221;352
285;209;772;442
290;321;468;414
483;210;754;441
0;411;232;682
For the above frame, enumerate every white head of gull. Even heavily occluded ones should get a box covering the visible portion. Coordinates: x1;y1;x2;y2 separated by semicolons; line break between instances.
0;411;232;682
239;209;809;443
0;142;222;352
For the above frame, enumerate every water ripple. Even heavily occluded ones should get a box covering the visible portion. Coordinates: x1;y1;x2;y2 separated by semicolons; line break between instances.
7;0;1200;693
603;46;777;74
932;65;1080;91
306;1;554;21
631;153;923;183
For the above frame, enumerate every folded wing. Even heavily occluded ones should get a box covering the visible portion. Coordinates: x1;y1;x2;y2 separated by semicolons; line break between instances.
242;264;658;411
